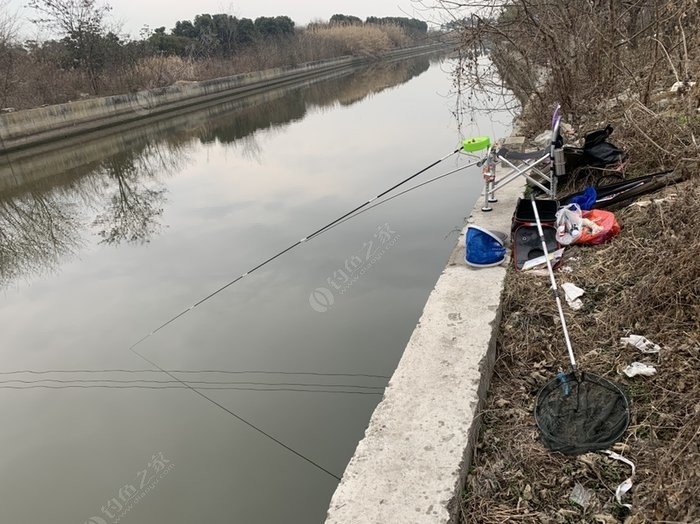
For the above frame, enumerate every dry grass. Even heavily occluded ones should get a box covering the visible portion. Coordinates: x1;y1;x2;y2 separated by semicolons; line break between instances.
0;24;415;110
459;76;700;522
461;177;700;523
125;55;199;88
300;24;410;57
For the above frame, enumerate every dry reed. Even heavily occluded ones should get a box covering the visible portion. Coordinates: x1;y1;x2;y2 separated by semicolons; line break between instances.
0;24;416;110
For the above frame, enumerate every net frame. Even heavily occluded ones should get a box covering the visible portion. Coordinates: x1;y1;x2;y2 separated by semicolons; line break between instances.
535;371;631;455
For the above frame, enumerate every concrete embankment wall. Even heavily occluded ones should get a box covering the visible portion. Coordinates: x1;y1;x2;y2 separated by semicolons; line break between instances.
0;68;347;193
0;44;445;153
325;146;526;524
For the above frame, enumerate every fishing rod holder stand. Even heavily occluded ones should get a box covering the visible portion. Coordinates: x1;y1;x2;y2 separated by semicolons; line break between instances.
480;145;566;212
480;106;567;212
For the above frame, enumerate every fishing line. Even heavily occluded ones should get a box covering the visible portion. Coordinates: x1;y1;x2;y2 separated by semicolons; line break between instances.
0;378;385;389
129;345;343;481
0;368;390;379
0;384;383;395
0;150;475;483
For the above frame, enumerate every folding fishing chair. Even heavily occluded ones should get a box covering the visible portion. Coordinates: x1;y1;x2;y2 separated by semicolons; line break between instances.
480;105;567;212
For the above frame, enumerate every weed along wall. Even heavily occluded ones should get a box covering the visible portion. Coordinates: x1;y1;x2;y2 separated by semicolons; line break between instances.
0;44;445;153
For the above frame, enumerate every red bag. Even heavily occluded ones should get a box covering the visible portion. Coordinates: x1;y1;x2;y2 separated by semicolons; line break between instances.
574;210;621;245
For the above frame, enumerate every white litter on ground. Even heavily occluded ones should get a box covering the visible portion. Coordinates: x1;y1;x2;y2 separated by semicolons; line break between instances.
561;282;584;310
569;483;595;509
600;450;636;510
670;80;696;93
621;334;661;354
623;362;657;377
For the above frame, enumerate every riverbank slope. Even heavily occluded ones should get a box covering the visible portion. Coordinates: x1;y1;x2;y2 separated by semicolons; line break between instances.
459;62;699;524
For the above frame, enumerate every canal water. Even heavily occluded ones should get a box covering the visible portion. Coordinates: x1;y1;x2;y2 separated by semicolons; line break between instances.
0;54;510;523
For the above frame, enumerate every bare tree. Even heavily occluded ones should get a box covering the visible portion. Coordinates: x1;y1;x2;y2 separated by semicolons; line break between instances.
0;0;19;108
416;0;700;133
27;0;111;40
27;0;113;92
0;0;18;44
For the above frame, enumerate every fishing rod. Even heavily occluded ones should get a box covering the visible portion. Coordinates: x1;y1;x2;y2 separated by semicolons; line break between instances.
323;162;479;234
127;141;490;482
129;146;481;351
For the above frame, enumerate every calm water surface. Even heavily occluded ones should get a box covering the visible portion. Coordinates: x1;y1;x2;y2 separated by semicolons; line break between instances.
0;55;509;523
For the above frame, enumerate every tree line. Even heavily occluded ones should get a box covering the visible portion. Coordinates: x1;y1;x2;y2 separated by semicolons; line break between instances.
1;1;430;95
150;14;296;57
150;14;428;58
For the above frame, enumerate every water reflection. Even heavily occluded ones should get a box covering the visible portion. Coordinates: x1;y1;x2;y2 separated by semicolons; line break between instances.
92;147;174;245
0;54;438;288
0;187;82;287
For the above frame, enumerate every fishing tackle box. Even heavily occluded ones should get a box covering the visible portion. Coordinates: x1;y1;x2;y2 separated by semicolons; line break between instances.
511;198;560;270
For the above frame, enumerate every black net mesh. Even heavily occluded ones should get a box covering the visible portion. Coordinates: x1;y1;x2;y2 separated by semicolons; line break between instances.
535;372;630;455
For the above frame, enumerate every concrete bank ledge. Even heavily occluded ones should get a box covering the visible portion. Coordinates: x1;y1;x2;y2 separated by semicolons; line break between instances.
0;43;445;153
326;162;526;524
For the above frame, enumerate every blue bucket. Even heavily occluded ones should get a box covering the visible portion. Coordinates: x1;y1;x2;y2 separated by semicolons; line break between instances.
465;225;506;267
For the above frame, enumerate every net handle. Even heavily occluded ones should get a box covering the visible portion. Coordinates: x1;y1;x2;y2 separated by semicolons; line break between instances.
530;195;577;371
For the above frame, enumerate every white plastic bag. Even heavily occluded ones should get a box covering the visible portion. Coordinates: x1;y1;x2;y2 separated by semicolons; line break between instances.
556;204;583;245
620;334;661;354
623;362;657;377
600;450;636;509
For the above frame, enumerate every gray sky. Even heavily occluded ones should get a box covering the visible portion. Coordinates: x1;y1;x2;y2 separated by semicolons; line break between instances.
7;0;440;40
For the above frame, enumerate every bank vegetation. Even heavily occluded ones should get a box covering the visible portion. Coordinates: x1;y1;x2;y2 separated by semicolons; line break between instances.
0;1;434;110
423;0;700;522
